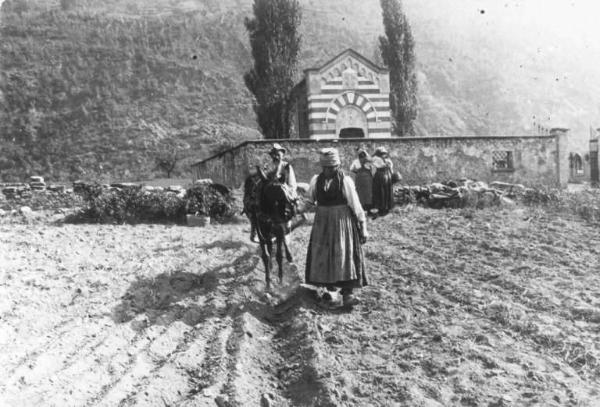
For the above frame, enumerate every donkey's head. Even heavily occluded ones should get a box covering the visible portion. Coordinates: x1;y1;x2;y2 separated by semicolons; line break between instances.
259;180;294;223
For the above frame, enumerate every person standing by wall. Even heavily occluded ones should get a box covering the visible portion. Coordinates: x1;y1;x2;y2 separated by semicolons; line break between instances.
305;148;369;308
372;146;394;216
350;149;375;213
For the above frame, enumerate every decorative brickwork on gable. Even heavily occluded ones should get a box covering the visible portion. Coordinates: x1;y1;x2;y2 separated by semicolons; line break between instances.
291;49;392;139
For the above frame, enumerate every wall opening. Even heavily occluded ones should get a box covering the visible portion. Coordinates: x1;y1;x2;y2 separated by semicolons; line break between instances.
335;105;367;138
339;127;365;138
492;151;514;172
570;153;584;175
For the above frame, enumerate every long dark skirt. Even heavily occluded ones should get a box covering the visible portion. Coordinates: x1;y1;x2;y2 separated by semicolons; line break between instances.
372;168;393;213
305;205;367;289
354;167;373;210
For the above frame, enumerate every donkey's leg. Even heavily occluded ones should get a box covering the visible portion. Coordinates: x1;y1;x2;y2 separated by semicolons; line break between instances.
249;221;257;243
260;240;271;290
275;232;284;283
283;232;293;263
268;235;277;288
257;222;272;290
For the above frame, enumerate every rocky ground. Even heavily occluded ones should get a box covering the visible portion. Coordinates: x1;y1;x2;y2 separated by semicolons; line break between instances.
1;205;600;406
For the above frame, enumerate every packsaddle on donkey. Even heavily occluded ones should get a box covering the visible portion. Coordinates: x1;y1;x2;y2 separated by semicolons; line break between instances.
245;167;297;290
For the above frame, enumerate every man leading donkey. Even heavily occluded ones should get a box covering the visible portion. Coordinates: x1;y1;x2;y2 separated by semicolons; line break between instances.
242;144;301;289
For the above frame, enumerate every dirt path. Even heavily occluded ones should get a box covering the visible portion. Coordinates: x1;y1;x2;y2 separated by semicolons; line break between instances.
1;206;599;406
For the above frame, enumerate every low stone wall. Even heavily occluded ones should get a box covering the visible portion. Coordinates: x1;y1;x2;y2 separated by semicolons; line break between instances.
191;134;568;188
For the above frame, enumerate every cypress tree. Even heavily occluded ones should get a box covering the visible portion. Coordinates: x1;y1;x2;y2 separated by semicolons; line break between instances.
244;0;301;139
379;0;417;136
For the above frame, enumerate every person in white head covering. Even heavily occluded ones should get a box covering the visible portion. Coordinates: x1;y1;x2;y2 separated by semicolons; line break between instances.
305;148;369;307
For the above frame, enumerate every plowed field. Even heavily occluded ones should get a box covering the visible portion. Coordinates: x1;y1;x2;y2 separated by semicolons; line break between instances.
1;206;599;406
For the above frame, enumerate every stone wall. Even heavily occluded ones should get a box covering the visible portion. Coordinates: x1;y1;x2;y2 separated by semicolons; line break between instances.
192;135;568;188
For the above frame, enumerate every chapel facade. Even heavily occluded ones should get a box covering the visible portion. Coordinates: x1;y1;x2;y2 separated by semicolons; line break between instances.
290;49;392;139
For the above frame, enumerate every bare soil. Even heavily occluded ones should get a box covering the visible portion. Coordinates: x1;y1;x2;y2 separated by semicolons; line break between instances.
1;206;600;406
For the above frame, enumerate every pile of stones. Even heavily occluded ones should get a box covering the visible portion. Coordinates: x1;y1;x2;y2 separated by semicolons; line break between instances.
393;179;529;209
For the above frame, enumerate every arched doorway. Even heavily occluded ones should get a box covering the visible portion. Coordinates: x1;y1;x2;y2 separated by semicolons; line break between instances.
336;105;367;138
573;154;583;175
569;152;584;181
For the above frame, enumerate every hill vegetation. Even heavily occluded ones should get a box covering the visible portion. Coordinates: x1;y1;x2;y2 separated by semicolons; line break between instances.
1;0;598;181
0;0;259;181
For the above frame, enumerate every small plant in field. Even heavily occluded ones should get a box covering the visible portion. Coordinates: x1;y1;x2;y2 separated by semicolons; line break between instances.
523;187;600;224
184;185;235;221
522;188;560;206
557;190;600;223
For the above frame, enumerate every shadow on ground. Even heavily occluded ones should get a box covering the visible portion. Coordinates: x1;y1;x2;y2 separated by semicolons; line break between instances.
111;239;269;328
112;237;355;333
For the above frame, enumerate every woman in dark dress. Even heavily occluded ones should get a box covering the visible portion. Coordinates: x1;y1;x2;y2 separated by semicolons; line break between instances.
350;149;375;212
371;146;394;216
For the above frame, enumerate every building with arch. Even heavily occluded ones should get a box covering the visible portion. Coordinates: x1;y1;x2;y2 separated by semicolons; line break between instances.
191;50;573;189
290;49;392;139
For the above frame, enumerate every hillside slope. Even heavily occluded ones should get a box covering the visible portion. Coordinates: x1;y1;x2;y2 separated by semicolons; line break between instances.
1;0;598;181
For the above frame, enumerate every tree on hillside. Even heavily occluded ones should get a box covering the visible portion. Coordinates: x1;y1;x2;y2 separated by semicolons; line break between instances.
153;140;186;179
244;0;301;139
140;121;190;179
379;0;418;136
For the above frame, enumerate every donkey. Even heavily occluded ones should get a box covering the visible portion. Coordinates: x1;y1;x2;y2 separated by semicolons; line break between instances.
246;168;296;290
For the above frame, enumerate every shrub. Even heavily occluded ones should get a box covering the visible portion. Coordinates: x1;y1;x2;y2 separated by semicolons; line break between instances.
555;190;600;224
521;188;560;206
184;184;235;221
78;185;186;224
522;187;600;224
75;183;237;224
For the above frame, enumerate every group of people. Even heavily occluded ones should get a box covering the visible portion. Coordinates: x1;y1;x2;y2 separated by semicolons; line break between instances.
350;147;396;217
243;144;397;307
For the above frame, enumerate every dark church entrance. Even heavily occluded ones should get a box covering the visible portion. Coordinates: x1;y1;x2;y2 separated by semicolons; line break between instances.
339;127;365;138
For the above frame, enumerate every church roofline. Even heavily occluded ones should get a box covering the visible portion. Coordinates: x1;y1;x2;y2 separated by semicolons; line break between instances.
303;48;389;75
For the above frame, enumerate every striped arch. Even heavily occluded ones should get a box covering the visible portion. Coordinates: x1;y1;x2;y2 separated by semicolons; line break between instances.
324;91;378;124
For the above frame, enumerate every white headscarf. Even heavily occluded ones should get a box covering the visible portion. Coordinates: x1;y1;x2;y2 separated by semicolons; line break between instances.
319;148;341;167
